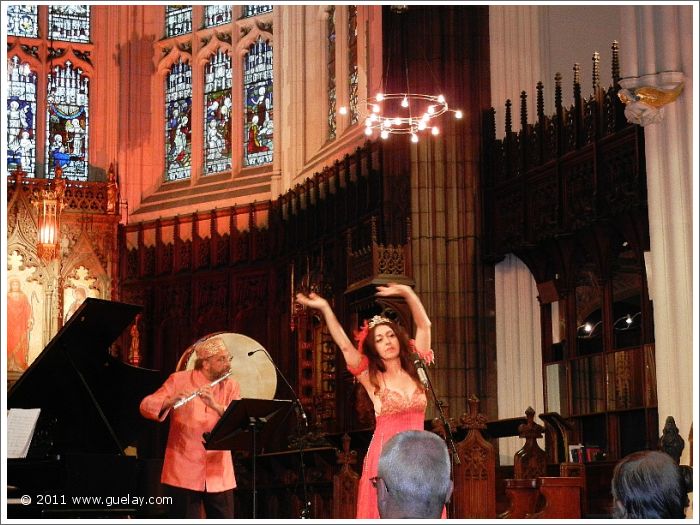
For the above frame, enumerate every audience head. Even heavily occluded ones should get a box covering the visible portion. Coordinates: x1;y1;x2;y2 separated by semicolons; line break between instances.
611;450;688;519
376;430;452;519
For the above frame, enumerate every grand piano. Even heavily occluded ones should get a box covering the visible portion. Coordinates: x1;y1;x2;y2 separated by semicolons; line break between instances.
7;298;163;518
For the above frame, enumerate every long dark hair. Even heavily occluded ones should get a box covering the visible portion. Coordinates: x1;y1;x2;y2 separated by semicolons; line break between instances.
361;320;423;395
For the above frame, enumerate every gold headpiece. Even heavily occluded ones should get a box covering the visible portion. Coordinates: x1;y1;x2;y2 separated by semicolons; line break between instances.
367;315;392;329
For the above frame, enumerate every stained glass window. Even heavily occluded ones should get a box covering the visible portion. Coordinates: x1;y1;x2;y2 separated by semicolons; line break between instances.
48;5;90;43
164;60;192;181
7;57;37;175
327;7;337;141
165;6;192;38
205;5;232;27
204;49;232;175
348;5;359;125
243;38;273;167
242;5;273;18
45;61;89;181
7;5;38;38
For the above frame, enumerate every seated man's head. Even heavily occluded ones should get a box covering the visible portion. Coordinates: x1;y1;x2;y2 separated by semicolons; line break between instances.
376;430;453;519
611;450;688;519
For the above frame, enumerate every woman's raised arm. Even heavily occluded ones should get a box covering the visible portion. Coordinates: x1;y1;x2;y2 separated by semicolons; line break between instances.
375;283;432;352
295;292;363;369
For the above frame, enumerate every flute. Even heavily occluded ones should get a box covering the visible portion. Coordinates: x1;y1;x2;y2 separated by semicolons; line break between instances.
173;371;233;409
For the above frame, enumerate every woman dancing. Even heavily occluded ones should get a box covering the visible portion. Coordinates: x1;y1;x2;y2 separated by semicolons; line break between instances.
296;283;441;519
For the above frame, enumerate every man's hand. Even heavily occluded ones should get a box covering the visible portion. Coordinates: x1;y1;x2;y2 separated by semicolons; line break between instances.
159;391;189;417
198;385;223;416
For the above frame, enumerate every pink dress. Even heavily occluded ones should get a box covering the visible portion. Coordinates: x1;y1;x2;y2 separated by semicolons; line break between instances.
355;387;428;519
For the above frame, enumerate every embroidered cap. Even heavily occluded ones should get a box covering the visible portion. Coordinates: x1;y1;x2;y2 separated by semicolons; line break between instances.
195;337;228;360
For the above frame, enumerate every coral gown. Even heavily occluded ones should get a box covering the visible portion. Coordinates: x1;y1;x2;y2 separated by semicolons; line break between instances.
355;387;428;519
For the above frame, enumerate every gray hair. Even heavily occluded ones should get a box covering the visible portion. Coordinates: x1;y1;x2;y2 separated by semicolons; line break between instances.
611;450;688;519
377;430;452;518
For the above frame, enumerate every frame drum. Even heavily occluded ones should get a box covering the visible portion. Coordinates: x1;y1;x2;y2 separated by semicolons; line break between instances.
176;332;277;399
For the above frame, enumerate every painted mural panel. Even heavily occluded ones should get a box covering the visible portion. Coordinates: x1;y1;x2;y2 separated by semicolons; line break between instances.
7;251;44;372
63;266;98;322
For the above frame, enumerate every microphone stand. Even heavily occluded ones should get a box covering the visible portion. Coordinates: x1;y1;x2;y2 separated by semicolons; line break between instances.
412;353;461;467
249;349;312;519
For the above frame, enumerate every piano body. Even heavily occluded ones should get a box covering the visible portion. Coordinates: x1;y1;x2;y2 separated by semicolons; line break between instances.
7;298;163;518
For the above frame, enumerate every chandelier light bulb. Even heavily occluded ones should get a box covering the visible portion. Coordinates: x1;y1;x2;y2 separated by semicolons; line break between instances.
372;104;380;113
376;93;384;101
365;117;373;127
427;105;435;115
417;121;427;131
393;117;402;126
431;126;439;135
410;133;419;143
401;96;409;108
380;130;389;139
626;314;633;325
455;110;463;119
437;94;445;103
364;126;373;136
584;323;593;334
339;106;348;115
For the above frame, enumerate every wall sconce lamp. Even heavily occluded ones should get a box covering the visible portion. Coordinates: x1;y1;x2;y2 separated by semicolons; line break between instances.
577;320;602;338
618;80;684;127
613;311;642;331
34;167;65;262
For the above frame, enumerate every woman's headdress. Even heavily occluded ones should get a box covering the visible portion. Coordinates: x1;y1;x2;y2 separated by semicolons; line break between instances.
353;315;392;353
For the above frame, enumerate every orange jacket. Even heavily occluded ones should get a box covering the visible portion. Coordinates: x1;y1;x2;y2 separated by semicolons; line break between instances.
140;369;240;492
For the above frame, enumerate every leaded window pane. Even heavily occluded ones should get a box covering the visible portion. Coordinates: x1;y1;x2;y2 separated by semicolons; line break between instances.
243;38;273;167
48;5;90;43
204;49;232;175
46;61;89;181
7;5;38;38
242;5;273;18
165;6;192;38
348;5;359;125
205;5;232;27
7;57;37;175
164;60;192;181
327;7;337;140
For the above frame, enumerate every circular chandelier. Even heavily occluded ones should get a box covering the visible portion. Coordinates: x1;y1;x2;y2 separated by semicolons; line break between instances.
338;7;462;143
342;92;462;143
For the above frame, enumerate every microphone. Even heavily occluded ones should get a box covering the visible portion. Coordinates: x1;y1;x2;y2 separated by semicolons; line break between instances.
412;353;430;388
248;348;308;427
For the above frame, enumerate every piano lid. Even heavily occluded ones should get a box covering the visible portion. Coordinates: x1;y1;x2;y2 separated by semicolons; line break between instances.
8;298;161;456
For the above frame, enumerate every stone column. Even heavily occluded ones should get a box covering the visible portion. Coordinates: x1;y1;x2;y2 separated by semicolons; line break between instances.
489;5;548;136
619;5;694;464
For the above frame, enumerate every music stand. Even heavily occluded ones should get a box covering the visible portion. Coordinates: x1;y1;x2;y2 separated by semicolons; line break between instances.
204;398;292;519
